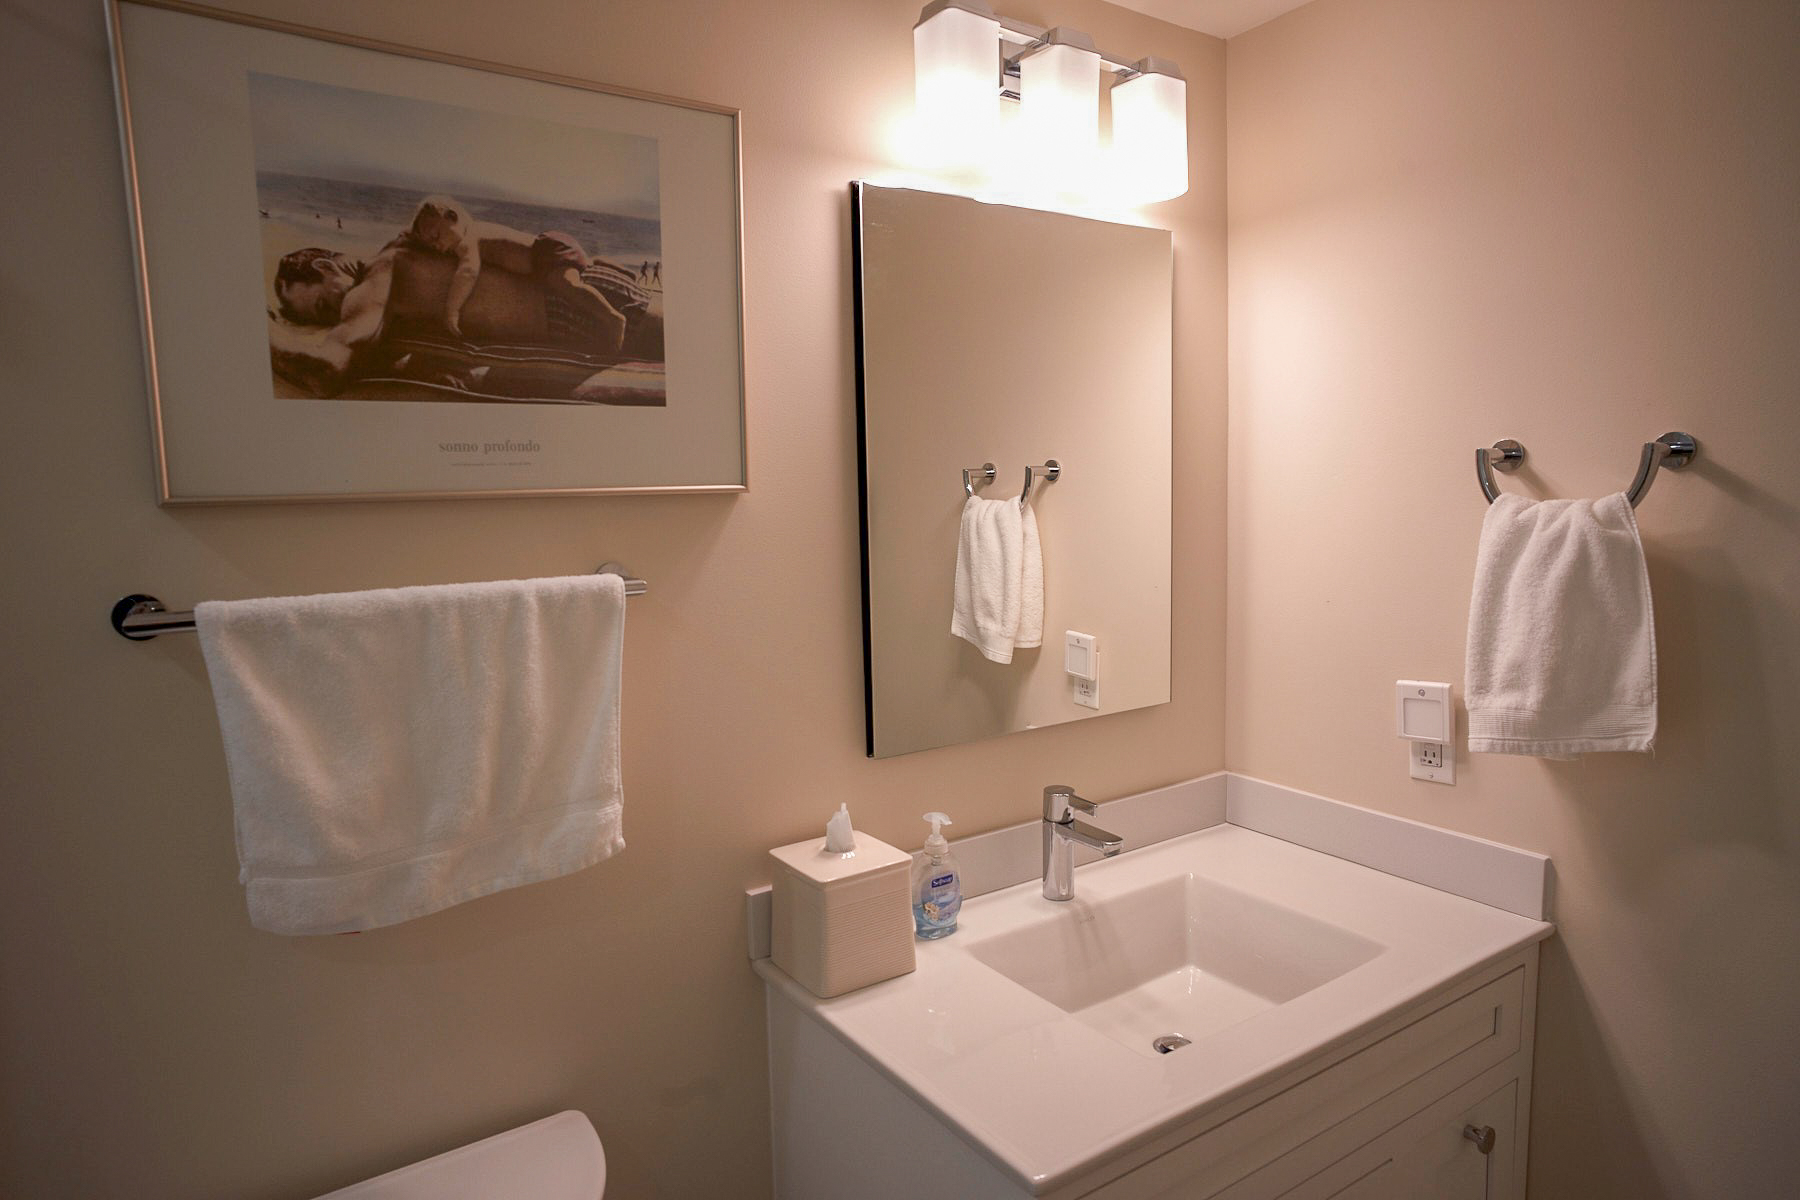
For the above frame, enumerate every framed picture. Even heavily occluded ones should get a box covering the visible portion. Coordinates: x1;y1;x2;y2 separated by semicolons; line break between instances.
106;0;746;503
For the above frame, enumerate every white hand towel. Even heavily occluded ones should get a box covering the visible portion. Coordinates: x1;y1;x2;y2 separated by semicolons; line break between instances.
1016;504;1043;650
951;496;1026;663
196;574;626;935
1465;493;1656;756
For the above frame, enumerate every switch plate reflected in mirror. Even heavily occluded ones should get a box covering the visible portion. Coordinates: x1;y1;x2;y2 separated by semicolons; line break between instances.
852;183;1172;757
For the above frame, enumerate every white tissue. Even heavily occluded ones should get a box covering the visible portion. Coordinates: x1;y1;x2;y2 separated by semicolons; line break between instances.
824;803;857;854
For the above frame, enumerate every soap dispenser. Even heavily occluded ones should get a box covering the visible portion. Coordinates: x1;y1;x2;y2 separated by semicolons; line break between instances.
912;812;963;939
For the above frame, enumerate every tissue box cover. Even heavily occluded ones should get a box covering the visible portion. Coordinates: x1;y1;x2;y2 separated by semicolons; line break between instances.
769;832;915;999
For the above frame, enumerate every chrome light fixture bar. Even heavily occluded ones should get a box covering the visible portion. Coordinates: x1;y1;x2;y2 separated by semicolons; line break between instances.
995;18;1150;97
914;1;1188;202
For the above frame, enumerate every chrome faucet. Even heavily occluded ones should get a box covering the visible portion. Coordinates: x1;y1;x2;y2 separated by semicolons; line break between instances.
1042;784;1123;901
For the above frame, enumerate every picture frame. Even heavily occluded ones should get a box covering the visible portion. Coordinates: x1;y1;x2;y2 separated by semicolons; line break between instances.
106;0;747;504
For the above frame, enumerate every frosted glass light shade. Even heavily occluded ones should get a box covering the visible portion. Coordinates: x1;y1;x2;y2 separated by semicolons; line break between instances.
913;0;1000;169
1017;29;1101;189
1111;59;1188;203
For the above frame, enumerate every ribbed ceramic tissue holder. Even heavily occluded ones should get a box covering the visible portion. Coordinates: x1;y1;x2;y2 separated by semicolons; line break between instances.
769;832;915;999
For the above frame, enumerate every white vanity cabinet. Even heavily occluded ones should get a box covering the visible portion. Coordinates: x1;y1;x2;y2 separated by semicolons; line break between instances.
757;812;1553;1200
763;945;1539;1200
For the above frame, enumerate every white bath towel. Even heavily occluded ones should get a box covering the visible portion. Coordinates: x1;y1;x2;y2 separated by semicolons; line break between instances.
195;574;626;935
1465;493;1656;756
951;496;1032;663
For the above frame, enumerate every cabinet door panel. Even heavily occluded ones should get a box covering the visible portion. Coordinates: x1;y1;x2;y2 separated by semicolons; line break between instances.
1381;1080;1516;1199
1275;1079;1517;1200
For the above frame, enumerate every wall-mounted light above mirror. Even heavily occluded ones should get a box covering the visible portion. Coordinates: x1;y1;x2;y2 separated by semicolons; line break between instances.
912;0;1188;203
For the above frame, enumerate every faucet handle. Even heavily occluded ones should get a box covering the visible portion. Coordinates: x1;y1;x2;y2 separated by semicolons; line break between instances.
1043;784;1097;820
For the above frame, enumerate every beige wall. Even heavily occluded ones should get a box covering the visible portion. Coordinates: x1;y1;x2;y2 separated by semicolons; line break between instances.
0;1;1225;1197
1226;1;1800;1197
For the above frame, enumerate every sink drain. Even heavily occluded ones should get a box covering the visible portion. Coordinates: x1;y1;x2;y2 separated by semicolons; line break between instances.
1152;1034;1192;1054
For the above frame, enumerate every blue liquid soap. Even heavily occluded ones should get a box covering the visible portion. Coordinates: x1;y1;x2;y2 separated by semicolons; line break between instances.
912;811;963;939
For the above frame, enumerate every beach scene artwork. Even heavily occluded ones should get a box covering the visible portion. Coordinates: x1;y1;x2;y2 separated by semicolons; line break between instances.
250;72;668;406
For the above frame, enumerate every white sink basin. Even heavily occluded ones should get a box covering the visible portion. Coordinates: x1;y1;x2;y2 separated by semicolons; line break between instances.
965;875;1383;1057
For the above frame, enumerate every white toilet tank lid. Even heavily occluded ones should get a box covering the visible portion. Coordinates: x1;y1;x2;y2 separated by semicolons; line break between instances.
314;1110;605;1200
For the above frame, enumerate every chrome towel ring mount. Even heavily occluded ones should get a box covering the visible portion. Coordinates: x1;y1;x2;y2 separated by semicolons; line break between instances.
1021;460;1061;512
962;463;997;498
1476;432;1697;508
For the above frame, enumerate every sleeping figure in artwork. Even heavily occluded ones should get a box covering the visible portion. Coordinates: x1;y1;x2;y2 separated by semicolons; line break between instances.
405;194;626;354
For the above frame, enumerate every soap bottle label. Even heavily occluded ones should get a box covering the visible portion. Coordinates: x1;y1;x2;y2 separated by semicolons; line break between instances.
915;867;961;937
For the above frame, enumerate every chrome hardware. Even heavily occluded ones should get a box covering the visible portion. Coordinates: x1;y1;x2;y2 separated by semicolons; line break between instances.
994;15;1164;103
1463;1124;1496;1155
1623;432;1698;507
1476;432;1697;509
962;462;997;498
111;563;647;641
1474;440;1527;503
1151;1034;1192;1054
110;594;182;641
1021;460;1061;511
1042;783;1122;902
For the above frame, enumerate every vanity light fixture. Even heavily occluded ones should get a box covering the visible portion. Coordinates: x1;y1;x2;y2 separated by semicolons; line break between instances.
1016;27;1101;190
911;0;1188;202
913;0;1002;169
1110;58;1188;204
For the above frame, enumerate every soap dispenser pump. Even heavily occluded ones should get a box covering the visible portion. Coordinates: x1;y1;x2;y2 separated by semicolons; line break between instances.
912;812;963;940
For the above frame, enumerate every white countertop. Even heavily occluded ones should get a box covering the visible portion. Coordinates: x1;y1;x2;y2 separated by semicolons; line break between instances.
754;824;1553;1194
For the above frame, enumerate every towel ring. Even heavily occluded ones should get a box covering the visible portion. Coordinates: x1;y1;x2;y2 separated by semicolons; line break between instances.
1475;432;1696;509
961;462;997;498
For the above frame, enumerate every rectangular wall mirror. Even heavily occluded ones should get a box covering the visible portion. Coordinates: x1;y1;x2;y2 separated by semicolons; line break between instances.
853;183;1172;758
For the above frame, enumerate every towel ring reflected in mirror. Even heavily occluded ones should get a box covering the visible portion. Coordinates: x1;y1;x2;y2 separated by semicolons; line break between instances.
1475;432;1697;509
958;461;1061;510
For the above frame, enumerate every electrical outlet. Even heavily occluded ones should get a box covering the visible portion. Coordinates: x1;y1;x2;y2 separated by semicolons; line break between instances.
1409;739;1455;785
1074;677;1099;709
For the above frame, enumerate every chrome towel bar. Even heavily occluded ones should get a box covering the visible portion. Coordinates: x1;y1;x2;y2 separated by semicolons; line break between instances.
110;562;647;641
1475;432;1697;508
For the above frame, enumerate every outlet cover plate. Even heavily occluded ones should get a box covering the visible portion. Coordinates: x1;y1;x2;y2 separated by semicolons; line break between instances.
1410;739;1455;785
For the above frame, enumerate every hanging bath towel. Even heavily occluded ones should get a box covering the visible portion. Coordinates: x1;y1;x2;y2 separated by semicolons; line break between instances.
196;573;626;934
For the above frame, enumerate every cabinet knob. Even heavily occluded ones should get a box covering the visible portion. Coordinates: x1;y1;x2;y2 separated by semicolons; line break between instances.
1463;1124;1497;1155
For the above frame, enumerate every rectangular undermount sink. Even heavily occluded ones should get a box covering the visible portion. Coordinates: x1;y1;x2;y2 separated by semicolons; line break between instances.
965;875;1384;1058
